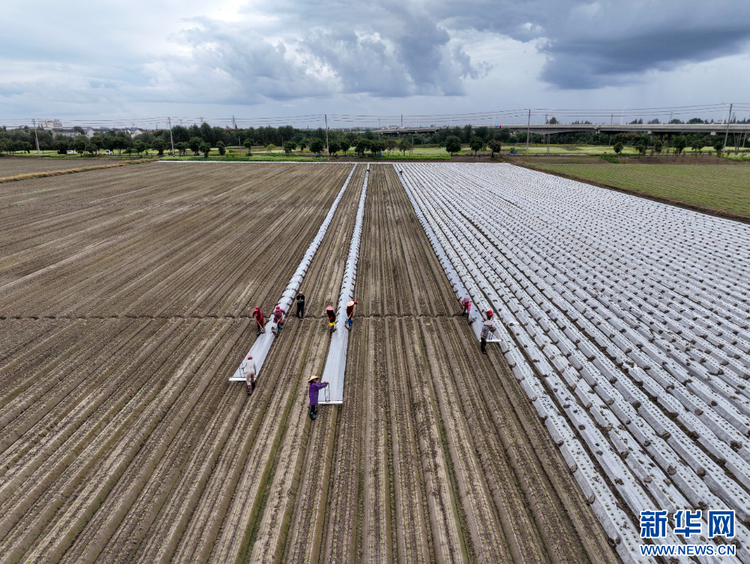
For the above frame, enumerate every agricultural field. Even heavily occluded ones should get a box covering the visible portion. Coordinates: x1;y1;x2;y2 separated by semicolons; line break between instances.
0;162;620;563
0;157;131;179
401;163;750;563
528;160;750;217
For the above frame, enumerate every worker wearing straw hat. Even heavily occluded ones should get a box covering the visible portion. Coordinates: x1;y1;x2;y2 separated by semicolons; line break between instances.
242;355;257;396
308;375;328;420
326;306;336;333
345;300;358;329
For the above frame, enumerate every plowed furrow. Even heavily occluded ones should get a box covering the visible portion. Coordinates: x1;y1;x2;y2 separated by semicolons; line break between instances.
61;320;249;564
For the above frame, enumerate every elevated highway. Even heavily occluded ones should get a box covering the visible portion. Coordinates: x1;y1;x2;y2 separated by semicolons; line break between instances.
374;123;750;137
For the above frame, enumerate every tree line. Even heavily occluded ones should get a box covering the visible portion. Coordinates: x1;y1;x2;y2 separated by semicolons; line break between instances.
0;119;747;157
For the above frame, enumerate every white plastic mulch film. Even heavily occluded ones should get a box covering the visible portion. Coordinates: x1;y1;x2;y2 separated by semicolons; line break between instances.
229;164;359;381
396;162;750;564
318;165;370;404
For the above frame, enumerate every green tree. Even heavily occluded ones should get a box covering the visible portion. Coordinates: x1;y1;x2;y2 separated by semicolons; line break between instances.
189;137;202;155
654;140;663;155
635;141;647;156
445;136;462;156
713;139;724;157
283;140;296;154
217;140;226;155
690;137;702;156
243;138;253;155
90;136;103;154
54;138;69;155
200;142;211;158
133;139;146;156
328;140;340;156
488;139;502;158
151;138;166;156
114;136;129;155
370;139;384;157
398;138;411;155
74;136;87;155
470;136;484;155
355;138;371;157
309;138;325;154
673;136;687;155
176;142;188;156
266;144;276;153
613;142;624;154
340;139;350;156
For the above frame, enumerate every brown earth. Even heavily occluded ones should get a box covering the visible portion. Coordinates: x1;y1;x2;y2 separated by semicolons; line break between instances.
0;157;144;180
0;163;620;563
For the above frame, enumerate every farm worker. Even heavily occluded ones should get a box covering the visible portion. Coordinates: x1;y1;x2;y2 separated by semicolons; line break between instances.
296;292;306;318
480;310;496;355
242;355;257;396
460;296;472;316
273;305;286;334
308;375;328;420
346;300;358;329
253;307;265;336
326;306;336;332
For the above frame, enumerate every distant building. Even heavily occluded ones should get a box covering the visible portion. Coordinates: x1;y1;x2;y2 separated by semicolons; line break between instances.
39;119;63;130
51;128;82;138
50;127;101;138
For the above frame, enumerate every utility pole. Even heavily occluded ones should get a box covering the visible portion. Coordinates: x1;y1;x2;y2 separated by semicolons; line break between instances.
526;109;531;155
232;115;236;129
199;116;204;124
401;114;403;128
167;117;175;155
723;103;733;157
325;114;329;155
32;119;41;156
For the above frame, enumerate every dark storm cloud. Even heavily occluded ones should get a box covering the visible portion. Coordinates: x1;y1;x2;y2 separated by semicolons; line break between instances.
171;0;489;100
437;0;750;89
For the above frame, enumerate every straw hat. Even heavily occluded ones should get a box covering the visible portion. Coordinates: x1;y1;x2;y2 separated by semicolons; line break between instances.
346;301;356;307
308;375;320;383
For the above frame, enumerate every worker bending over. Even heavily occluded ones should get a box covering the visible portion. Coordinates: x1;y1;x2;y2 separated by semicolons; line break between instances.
242;355;257;396
460;295;472;316
346;300;358;329
253;307;265;336
480;310;496;355
272;305;286;334
326;306;336;333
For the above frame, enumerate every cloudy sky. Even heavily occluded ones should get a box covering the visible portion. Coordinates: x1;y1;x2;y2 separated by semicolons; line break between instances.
2;0;749;127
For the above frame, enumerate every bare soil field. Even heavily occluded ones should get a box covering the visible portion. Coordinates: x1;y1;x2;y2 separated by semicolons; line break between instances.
0;157;137;179
0;163;618;563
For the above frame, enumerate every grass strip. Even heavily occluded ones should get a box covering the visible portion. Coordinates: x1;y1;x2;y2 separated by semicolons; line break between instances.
0;159;156;183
